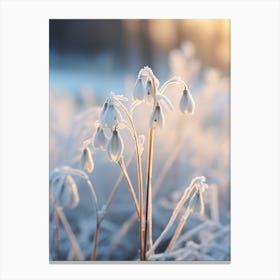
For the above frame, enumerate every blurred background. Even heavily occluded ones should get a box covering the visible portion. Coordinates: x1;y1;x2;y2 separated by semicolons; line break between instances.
50;19;229;107
49;19;230;261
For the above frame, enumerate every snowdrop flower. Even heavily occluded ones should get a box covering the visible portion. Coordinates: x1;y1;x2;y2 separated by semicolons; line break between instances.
149;103;165;129
81;146;94;173
50;174;80;209
94;126;108;150
179;88;195;114
100;98;122;129
133;66;159;105
133;77;146;101
107;128;124;162
138;66;159;87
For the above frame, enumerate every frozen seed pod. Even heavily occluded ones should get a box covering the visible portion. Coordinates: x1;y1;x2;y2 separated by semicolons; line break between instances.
179;88;195;114
107;129;124;162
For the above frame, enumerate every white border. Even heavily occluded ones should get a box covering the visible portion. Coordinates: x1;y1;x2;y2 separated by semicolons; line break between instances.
0;0;279;279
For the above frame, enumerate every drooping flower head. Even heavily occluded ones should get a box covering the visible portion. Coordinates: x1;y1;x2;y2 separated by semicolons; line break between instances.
80;145;94;173
50;174;80;209
133;66;159;104
100;96;123;129
107;128;124;162
179;88;195;115
133;77;146;101
149;103;165;129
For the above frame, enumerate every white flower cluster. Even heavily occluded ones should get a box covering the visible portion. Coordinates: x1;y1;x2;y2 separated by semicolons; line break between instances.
133;66;195;129
85;66;196;166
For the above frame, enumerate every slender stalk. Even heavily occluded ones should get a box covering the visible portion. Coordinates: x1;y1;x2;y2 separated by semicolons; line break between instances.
166;207;193;252
147;183;196;256
84;178;100;261
99;154;134;223
55;206;84;261
159;77;187;95
144;127;154;255
114;99;145;260
53;209;60;260
118;158;140;217
108;130;186;256
143;75;158;258
92;219;100;261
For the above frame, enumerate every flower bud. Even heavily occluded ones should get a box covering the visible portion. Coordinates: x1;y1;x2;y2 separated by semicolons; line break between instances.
51;175;80;209
81;146;94;173
133;78;146;101
179;88;195;114
149;104;165;129
94;126;107;150
107;129;124;162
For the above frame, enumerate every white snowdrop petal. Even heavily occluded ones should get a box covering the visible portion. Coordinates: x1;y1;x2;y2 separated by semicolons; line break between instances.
187;92;195;114
94;127;108;150
65;175;80;208
180;89;195;114
133;78;146;101
81;147;94;173
107;130;124;162
51;175;80;209
146;79;154;96
149;104;165;129
100;101;108;127
105;104;122;129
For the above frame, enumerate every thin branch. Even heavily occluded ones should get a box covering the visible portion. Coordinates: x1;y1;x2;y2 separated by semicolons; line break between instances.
118;158;140;217
55;207;84;261
114;98;145;260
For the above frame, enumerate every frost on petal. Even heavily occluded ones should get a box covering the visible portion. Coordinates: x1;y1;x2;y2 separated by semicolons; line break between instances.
103;104;122;129
81;147;94;173
179;89;195;115
146;79;154;95
149;104;165;129
107;129;124;162
51;175;80;209
133;78;146;101
100;101;108;127
94;127;107;150
64;175;80;208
